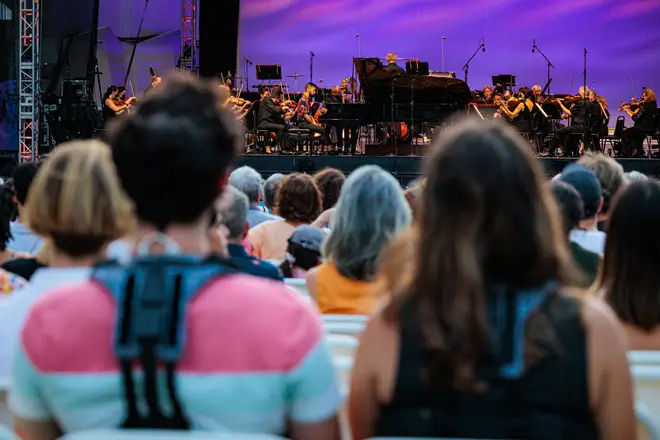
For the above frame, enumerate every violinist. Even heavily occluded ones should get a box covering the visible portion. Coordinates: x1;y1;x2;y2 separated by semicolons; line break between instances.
498;87;534;132
492;94;504;119
257;85;288;152
621;88;657;157
532;85;546;104
553;87;596;156
296;82;330;146
102;85;133;126
502;89;513;102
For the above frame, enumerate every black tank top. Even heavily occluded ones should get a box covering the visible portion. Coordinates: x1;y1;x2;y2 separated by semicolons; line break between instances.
512;100;533;132
375;288;598;439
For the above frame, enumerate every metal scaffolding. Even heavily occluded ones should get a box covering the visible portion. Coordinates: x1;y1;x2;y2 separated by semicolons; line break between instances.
18;0;40;162
179;0;197;72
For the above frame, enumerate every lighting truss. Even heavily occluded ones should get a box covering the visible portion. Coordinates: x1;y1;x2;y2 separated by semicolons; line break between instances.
18;0;40;162
179;0;197;73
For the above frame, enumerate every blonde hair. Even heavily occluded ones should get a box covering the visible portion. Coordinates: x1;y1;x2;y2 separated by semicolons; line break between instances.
25;140;133;255
385;52;398;64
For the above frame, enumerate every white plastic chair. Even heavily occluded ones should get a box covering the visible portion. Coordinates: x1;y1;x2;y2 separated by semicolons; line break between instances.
0;376;11;428
322;314;368;324
638;404;660;440
59;430;287;440
326;333;358;396
284;278;309;298
629;350;660;366
630;360;660;436
324;321;365;336
0;425;17;440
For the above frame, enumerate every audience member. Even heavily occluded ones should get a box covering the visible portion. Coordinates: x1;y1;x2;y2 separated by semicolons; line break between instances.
216;185;283;281
577;152;624;229
0;140;132;377
0;185;27;264
7;162;43;253
9;76;341;439
280;225;324;279
548;181;601;286
308;165;411;315
601;180;660;350
348;120;634;439
229;166;279;227
560;164;606;255
248;173;322;260
3;240;50;281
313;168;346;212
624;170;648;183
263;172;284;213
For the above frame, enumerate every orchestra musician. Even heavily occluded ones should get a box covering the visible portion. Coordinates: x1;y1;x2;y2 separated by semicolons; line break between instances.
502;89;513;102
144;71;162;96
492;94;504;119
553;87;598;156
296;82;330;145
257;85;288;152
498;87;534;132
620;88;657;157
478;85;494;104
383;53;406;75
532;85;545;103
102;85;135;126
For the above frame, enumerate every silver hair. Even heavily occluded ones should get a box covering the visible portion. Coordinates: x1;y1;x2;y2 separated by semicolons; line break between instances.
217;185;249;240
323;165;412;281
624;171;649;183
228;166;262;205
264;173;285;209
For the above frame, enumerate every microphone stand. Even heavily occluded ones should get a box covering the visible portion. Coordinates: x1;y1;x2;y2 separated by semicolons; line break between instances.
243;58;251;90
583;48;589;143
309;51;315;83
390;77;397;156
410;78;415;155
461;41;485;85
532;42;554;95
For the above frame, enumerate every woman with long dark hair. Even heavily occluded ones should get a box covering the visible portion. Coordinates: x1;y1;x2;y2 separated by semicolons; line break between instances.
348;119;634;439
601;180;660;350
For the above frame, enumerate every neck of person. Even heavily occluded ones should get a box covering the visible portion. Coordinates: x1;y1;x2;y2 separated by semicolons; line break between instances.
49;248;105;269
130;219;212;256
16;204;26;224
578;217;599;231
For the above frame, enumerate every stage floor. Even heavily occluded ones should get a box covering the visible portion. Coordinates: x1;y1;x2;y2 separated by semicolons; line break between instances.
237;155;660;186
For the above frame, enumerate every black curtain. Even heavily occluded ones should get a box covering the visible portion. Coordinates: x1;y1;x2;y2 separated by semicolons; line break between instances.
199;0;239;79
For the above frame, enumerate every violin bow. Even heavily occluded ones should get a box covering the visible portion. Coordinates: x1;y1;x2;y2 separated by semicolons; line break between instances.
628;76;635;99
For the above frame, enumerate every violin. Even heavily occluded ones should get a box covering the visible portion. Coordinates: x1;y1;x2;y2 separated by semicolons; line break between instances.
618;98;642;112
555;95;583;105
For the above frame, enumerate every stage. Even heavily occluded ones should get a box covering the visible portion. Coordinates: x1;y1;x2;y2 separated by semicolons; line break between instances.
237;155;660;185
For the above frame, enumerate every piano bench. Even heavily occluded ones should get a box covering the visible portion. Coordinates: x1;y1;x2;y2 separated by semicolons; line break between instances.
286;129;315;154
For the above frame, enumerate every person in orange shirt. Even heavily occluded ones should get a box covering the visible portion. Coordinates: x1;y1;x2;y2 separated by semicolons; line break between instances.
307;165;412;315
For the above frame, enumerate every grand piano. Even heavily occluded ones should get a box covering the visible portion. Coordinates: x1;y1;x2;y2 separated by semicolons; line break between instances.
319;57;472;127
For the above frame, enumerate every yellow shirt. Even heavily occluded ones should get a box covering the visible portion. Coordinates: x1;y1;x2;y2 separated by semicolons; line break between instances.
316;262;376;315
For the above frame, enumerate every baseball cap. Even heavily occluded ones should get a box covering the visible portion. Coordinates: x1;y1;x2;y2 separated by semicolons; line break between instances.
288;225;325;252
559;163;602;219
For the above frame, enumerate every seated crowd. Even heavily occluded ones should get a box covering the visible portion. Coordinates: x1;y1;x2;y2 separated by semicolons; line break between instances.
0;74;657;440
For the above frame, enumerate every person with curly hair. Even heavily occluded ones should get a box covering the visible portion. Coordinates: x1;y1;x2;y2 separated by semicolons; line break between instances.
248;173;322;260
313;168;345;212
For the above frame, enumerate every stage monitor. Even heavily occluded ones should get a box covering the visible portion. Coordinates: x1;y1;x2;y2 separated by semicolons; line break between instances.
256;64;282;80
406;61;429;76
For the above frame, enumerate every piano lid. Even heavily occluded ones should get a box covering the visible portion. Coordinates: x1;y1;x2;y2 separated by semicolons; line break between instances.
354;57;472;107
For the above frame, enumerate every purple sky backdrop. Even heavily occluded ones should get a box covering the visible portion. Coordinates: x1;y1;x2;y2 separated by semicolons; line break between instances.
239;0;660;117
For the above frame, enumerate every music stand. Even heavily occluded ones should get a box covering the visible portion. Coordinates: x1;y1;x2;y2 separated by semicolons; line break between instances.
492;74;516;90
256;64;282;81
406;61;429;76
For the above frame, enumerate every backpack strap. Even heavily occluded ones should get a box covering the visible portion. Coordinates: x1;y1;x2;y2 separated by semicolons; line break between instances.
92;255;237;429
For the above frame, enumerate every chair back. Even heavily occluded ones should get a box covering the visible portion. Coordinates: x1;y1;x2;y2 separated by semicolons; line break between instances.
323;314;368;324
284;278;309;297
0;425;17;440
326;333;358;395
614;116;626;138
653;113;660;137
59;431;286;440
324;321;365;336
629;351;660;435
637;404;660;440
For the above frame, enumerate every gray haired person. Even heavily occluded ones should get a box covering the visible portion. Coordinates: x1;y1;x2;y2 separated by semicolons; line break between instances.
228;166;278;228
307;165;412;304
264;173;285;212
